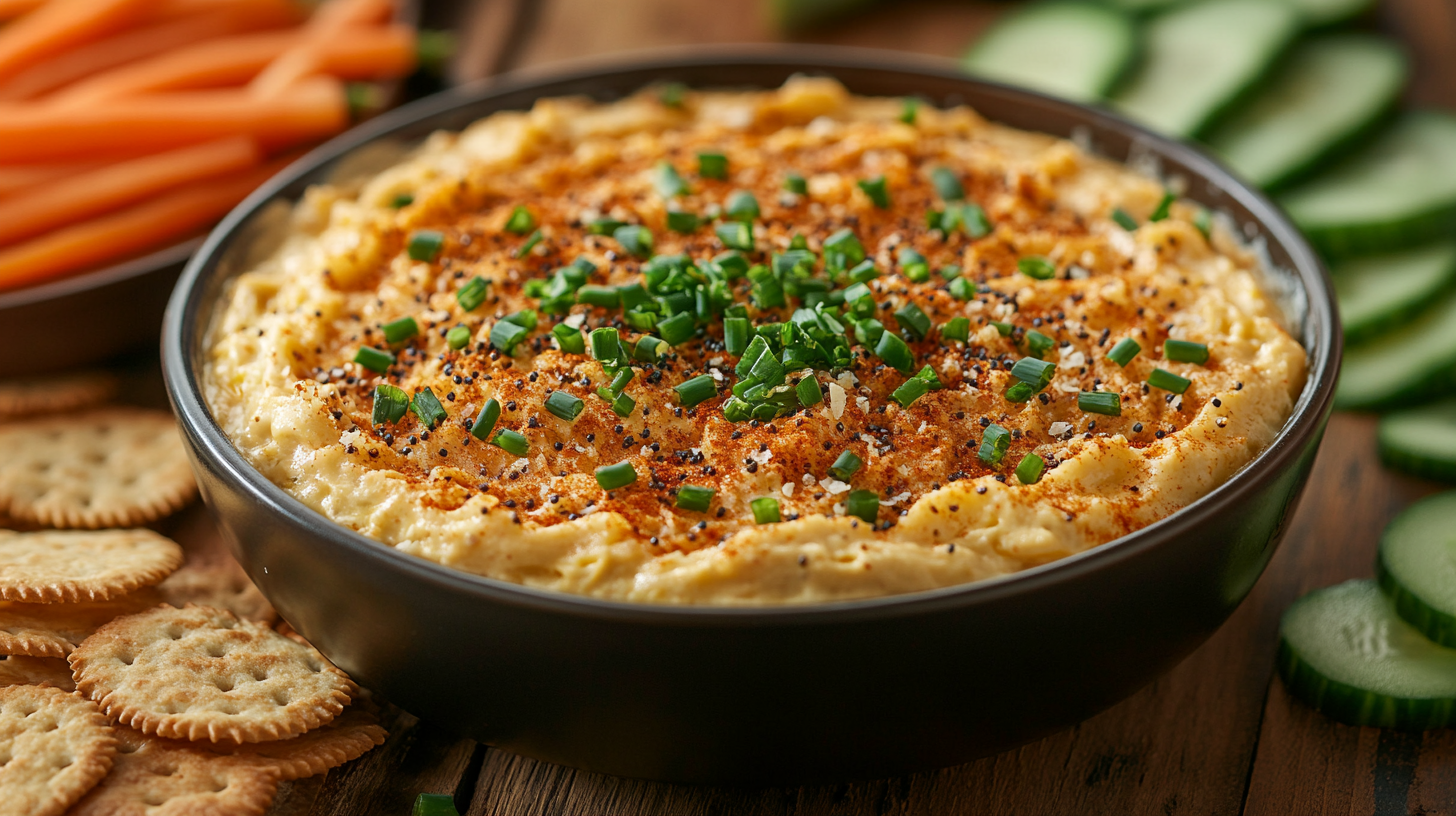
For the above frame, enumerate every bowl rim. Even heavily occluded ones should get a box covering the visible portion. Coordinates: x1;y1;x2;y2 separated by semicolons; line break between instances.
163;44;1341;625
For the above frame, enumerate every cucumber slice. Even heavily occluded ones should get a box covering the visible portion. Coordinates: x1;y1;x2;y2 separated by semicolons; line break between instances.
1205;35;1407;189
1378;493;1456;652
1334;242;1456;345
1336;286;1456;411
1110;0;1301;138
1378;400;1456;482
1278;579;1456;729
1281;113;1456;260
962;2;1138;104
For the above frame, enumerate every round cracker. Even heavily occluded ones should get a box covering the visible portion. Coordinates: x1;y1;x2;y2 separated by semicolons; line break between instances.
70;605;355;744
0;529;183;604
156;556;276;626
212;706;386;781
0;685;116;816
67;725;279;816
0;408;197;529
0;657;75;692
0;591;164;658
0;372;117;421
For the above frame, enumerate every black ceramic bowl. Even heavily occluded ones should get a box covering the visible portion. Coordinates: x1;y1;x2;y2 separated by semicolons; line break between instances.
163;47;1339;784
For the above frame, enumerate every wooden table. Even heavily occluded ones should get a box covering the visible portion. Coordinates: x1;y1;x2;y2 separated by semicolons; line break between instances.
244;1;1456;812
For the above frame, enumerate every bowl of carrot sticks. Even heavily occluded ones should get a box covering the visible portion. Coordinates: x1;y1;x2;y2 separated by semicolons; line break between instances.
0;0;428;375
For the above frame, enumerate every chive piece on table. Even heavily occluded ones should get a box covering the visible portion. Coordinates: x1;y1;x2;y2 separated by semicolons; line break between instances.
1010;357;1055;391
413;793;460;816
489;320;528;354
596;461;637;490
382;317;418;344
613;225;654;258
941;317;970;343
666;210;700;233
446;326;471;350
677;484;716;512
371;383;409;426
1148;368;1192;394
930;167;965;201
875;331;915;374
1164;339;1209;364
1107;337;1141;367
455;276;489;311
353;347;393;374
1078;391;1122;416
830;450;863;481
698;151;728;179
504;205;535;234
1015;453;1045;485
544;391;584;422
410;387;447;429
1018;257;1056;280
512;229;543;258
1112;208;1138;231
796;375;823;407
750;496;781;524
491;428;529;455
715;221;753;252
784;172;808;195
675;374;717;408
470;398;501;440
407;230;444;262
978;423;1010;465
857;175;890;209
892;375;929;408
846;489;880;523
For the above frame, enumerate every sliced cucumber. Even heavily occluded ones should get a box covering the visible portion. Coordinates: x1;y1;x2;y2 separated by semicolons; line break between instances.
1278;579;1456;729
1110;0;1301;139
1378;400;1456;482
962;2;1138;104
1281;113;1456;260
1206;36;1406;190
1336;286;1456;411
1378;493;1456;651
1334;242;1456;345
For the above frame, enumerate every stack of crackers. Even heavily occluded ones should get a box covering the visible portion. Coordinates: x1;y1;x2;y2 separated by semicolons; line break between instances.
0;374;385;815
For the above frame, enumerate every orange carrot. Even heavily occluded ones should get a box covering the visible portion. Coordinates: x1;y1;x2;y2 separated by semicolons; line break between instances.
0;0;154;85
0;162;103;199
0;76;347;162
54;24;416;105
0;0;44;21
249;0;394;98
0;160;285;292
0;136;259;247
151;0;306;27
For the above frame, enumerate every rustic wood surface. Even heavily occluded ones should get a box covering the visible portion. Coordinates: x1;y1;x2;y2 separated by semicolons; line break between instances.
179;0;1452;812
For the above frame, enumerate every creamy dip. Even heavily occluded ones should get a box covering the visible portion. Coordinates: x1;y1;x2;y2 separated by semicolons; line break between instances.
204;77;1306;605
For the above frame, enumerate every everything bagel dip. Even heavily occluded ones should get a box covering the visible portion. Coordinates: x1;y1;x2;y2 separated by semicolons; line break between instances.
203;77;1307;605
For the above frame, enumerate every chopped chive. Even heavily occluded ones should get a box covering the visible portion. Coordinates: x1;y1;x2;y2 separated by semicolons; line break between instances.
666;210;700;233
978;423;1010;465
1005;382;1034;403
633;335;665;362
1111;208;1138;231
353;346;393;374
960;202;993;239
847;260;878;283
874;331;915;374
589;328;620;362
899;97;919;124
676;484;716;512
1078;391;1121;416
1011;357;1055;391
854;318;885;346
942;317;970;342
455;276;489;311
846;489;880;523
830;450;862;481
382;317;418;344
893;303;931;340
1164;339;1209;364
371;383;409;426
502;309;537;330
659;82;686;107
991;321;1014;337
1194;208;1213;238
1015;453;1045;485
715;221;753;251
675;374;716;408
653;162;690;198
857;175;890;209
724;317;750;355
948;277;975;300
930;167;964;201
512;229;543;258
490;429;529;456
1026;330;1055;359
903;262;930;283
784;172;808;195
410;387;447;428
588;217;626;235
1150;191;1175;222
736;335;768;378
750;496;781;524
892;375;930;408
796;375;823;407
604;367;635;396
446;326;471;350
470;399;501;441
1018;257;1056;280
407;230;444;262
1107;337;1141;367
389;192;413;208
610;391;636;417
657;312;696;346
613;225;653;258
697;151;728;179
823;228;866;264
544;391;584;421
940;264;962;280
724;190;760;222
504;205;535;234
489;320;528;354
1148;368;1191;394
576;285;620;309
413;793;456;816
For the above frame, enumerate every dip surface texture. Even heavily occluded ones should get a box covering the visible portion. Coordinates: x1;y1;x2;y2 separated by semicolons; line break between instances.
204;78;1307;605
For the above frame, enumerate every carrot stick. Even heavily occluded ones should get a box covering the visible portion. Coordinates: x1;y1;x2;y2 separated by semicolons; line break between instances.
53;24;416;105
249;0;394;98
0;0;154;85
0;0;44;21
0;159;285;292
0;76;347;162
0;136;259;247
0;162;104;199
151;0;306;27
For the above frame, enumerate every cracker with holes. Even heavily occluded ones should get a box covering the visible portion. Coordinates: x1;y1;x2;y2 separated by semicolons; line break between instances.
0;371;117;421
0;529;183;604
0;685;116;816
0;591;162;658
0;657;75;691
0;408;196;529
70;605;355;744
156;553;276;626
218;706;386;780
67;725;278;816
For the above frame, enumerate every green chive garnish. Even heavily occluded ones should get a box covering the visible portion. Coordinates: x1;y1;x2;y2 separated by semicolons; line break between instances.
750;496;781;524
875;331;915;374
1112;208;1138;231
1026;330;1055;359
857;175;890;209
853;318;884;346
504;205;535;234
589;327;620;362
1148;368;1191;394
389;192;413;208
544;391;584;421
1015;453;1045;485
588;218;626;235
1078;391;1121;416
716;221;753;251
470;398;500;440
698;151;727;179
659;82;686;107
491;429;529;456
407;230;444;262
1150;191;1175;222
675;374;716;408
1164;339;1209;364
991;321;1013;336
382;317;418;344
930;167;964;201
724;190;760;222
940;264;962;280
655;312;694;346
892;376;929;408
1107;337;1141;367
610;391;636;417
633;336;665;362
893;303;931;340
666;210;700;233
724;316;750;355
676;485;716;512
502;309;537;330
846;489;879;523
1194;208;1213;238
942;317;970;342
512;229;542;258
978;423;1010;465
830;450;862;481
594;461;636;490
353;347;393;374
1005;382;1034;403
653;162;690;198
446;325;471;350
1018;257;1056;280
613;225;653;258
961;203;993;239
796;376;823;407
489;320;528;354
847;260;878;284
823;228;866;264
456;276;489;311
371;383;409;426
410;387;447;429
948;277;975;300
1010;357;1055;391
784;172;808;195
574;285;618;309
899;97;919;124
